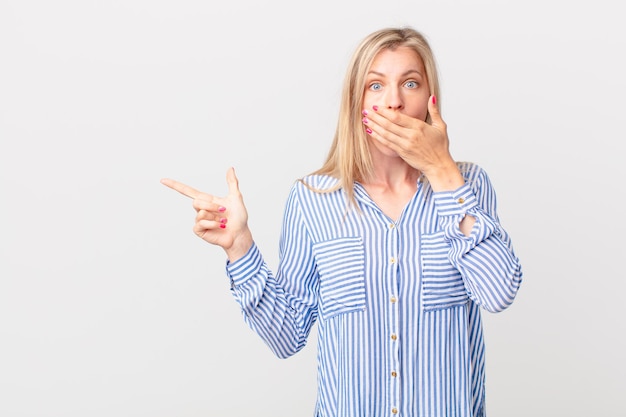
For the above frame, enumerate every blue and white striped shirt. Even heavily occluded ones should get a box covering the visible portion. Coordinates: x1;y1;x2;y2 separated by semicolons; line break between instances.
226;162;522;417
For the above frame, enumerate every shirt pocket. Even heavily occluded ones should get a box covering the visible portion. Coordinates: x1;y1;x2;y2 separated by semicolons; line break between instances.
312;236;366;321
421;231;469;312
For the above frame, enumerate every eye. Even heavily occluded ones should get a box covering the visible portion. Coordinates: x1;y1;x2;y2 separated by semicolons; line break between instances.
404;80;418;89
369;82;383;91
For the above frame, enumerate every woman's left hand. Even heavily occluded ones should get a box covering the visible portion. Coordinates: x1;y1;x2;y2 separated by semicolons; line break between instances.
363;95;463;191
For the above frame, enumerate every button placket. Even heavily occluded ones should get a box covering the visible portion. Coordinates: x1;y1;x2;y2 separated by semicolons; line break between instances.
386;220;401;417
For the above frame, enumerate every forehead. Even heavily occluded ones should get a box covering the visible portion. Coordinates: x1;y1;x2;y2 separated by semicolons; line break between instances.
369;46;425;72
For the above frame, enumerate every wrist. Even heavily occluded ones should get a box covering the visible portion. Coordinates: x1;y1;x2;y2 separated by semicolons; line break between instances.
225;229;254;263
423;162;464;192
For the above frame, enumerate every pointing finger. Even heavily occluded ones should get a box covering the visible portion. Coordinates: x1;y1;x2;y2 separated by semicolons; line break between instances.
160;178;201;199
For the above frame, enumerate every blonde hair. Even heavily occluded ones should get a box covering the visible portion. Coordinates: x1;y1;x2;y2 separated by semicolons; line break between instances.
303;27;441;207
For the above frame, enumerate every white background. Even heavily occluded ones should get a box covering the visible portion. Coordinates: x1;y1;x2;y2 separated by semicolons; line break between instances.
1;1;624;416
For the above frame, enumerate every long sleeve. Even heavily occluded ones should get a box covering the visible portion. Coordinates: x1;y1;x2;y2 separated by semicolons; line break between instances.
226;185;318;358
431;163;523;313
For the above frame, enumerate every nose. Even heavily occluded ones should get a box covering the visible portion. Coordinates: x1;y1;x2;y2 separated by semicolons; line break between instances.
385;86;403;110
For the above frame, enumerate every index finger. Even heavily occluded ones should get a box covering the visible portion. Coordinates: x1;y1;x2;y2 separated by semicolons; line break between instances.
160;178;202;199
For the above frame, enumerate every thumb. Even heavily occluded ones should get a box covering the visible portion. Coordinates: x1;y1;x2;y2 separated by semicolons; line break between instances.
428;94;444;127
226;166;241;196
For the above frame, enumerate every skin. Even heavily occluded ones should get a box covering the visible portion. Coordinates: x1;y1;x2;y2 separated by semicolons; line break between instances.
160;169;253;262
161;46;475;263
361;46;476;230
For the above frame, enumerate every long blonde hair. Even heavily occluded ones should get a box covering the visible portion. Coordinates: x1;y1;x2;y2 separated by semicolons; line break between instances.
304;27;441;207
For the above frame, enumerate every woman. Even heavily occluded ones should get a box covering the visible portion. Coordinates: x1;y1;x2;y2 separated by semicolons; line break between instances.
162;27;522;417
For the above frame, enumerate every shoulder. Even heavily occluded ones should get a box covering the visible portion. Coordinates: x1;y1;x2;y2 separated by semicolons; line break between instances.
457;161;490;184
457;161;482;178
456;161;496;196
296;174;341;191
289;174;343;199
286;174;346;211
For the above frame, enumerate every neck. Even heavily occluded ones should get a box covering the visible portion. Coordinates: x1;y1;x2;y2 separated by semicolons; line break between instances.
366;153;420;190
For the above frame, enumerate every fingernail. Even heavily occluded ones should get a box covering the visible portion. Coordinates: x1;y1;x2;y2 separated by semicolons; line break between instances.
366;128;372;134
372;105;379;111
362;109;368;116
362;117;368;124
432;95;437;105
220;223;226;229
218;206;226;212
219;218;227;224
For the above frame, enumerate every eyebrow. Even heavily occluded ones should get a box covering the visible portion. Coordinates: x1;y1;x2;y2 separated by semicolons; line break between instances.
367;69;423;77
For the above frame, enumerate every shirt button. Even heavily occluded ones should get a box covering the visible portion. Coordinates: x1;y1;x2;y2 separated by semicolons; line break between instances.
457;197;465;204
390;296;397;304
392;407;398;414
389;223;395;229
391;333;397;341
390;257;396;264
391;371;397;377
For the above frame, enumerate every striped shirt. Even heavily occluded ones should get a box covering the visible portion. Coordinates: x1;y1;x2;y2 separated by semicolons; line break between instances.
226;162;522;417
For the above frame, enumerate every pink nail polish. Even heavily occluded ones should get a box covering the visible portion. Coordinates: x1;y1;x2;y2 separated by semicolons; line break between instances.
432;95;437;105
366;128;372;134
372;105;379;111
362;110;368;116
362;117;368;124
218;206;226;212
220;223;226;229
219;218;227;224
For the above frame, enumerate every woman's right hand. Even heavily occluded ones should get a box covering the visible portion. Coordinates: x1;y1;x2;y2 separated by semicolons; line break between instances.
161;167;253;262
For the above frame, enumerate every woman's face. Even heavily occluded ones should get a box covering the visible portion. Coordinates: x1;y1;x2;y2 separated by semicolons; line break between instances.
363;46;430;120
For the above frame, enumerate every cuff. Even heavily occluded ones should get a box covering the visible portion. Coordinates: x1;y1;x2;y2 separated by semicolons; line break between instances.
432;183;478;216
226;242;263;287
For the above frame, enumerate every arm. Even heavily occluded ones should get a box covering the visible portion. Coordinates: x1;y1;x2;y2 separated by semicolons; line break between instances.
227;186;318;358
161;170;318;358
361;96;521;311
432;164;522;313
